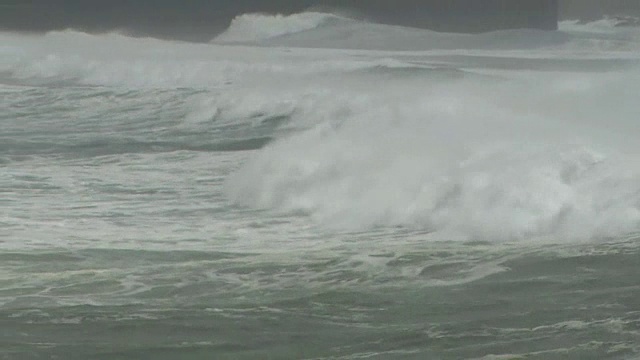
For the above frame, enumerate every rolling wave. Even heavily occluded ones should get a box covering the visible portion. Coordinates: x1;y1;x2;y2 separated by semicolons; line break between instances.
213;12;571;51
225;68;640;242
213;12;640;52
1;14;639;89
214;12;341;43
2;14;639;242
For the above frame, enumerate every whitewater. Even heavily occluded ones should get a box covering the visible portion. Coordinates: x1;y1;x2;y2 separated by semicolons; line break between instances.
2;13;640;359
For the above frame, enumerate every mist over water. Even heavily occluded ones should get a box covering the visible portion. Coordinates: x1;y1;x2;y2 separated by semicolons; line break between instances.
2;13;640;360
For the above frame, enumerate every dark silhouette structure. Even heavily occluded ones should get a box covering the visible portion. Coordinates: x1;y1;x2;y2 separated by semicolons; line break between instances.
0;0;559;42
560;0;640;21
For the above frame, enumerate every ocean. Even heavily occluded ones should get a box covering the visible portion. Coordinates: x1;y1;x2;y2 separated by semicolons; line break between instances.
2;13;640;359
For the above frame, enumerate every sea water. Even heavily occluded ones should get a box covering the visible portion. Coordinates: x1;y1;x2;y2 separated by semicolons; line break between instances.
2;14;640;359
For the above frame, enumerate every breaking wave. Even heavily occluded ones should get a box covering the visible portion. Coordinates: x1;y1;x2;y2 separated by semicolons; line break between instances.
1;13;639;89
225;69;640;242
213;12;570;51
213;12;640;52
1;13;640;242
214;12;341;43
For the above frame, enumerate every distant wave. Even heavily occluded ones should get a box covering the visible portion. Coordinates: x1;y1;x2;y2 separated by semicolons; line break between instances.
212;12;640;53
214;12;341;43
1;13;639;90
560;16;640;32
0;29;400;88
558;18;640;52
213;12;571;51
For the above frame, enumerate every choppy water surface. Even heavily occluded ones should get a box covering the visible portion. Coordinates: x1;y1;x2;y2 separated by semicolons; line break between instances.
2;15;640;359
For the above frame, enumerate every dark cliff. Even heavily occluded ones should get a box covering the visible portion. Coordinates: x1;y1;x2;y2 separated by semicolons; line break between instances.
0;0;559;42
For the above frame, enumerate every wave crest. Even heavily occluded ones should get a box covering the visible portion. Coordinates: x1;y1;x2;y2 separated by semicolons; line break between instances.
225;70;640;242
214;12;342;43
213;12;570;51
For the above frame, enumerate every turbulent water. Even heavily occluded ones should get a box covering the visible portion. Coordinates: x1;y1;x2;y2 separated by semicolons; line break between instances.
2;14;640;359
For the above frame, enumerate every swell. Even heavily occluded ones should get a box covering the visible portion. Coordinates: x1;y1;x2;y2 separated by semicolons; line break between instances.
0;137;274;158
1;17;639;90
213;12;640;52
2;18;640;242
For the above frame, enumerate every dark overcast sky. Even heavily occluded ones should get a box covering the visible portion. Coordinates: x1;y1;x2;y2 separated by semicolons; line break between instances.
2;1;420;41
0;1;636;41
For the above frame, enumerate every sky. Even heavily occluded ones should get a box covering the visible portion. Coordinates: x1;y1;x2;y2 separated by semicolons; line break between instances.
0;0;635;41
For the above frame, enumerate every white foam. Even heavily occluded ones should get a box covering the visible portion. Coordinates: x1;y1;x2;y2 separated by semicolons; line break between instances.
558;18;640;52
1;14;639;89
215;12;340;43
1;19;640;243
211;12;639;53
213;12;571;51
225;69;640;242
